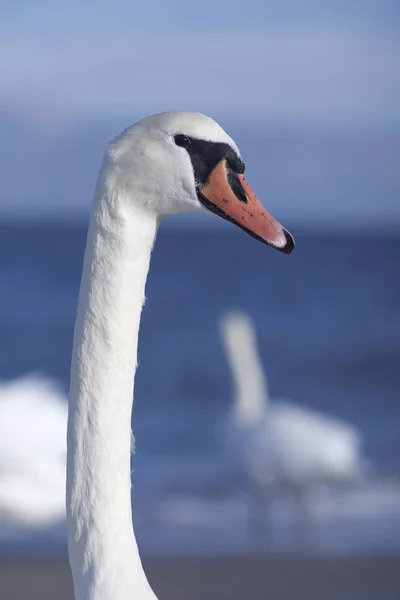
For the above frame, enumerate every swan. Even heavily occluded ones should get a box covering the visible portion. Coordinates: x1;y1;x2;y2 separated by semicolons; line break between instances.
67;111;294;600
0;374;67;527
220;310;364;527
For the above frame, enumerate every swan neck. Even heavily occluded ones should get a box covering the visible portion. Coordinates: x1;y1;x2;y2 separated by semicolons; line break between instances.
222;318;269;424
67;179;158;600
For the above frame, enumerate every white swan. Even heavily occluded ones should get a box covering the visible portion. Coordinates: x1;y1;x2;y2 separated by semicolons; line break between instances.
220;311;364;523
67;111;294;600
0;374;67;527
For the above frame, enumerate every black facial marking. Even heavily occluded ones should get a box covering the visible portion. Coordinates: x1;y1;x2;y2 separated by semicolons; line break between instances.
227;153;245;175
173;134;245;186
227;168;248;203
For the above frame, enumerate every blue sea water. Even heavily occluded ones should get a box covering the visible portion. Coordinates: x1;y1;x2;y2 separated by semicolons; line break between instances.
0;222;399;556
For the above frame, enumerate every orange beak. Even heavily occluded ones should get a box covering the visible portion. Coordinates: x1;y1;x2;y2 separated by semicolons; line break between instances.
197;160;294;254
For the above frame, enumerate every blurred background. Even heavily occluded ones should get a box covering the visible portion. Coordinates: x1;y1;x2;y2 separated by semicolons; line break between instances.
0;1;399;599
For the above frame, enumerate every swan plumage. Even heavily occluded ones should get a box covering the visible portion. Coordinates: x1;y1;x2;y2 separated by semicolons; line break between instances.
67;111;293;599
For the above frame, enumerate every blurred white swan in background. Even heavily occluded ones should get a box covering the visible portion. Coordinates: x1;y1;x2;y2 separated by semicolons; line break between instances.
0;374;67;527
220;310;366;527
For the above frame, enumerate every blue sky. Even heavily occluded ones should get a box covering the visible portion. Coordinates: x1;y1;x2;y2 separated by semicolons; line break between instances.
1;0;399;124
0;1;399;224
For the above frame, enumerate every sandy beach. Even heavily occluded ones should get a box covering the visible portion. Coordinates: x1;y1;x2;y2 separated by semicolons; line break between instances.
1;553;399;600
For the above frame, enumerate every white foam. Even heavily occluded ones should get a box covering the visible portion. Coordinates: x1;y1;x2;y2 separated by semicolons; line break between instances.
0;374;67;527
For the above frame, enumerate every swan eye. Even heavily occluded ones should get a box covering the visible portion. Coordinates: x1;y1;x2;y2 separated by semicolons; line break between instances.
174;134;191;148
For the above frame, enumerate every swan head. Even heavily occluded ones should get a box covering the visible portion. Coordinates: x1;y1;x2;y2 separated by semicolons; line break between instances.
106;111;294;253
